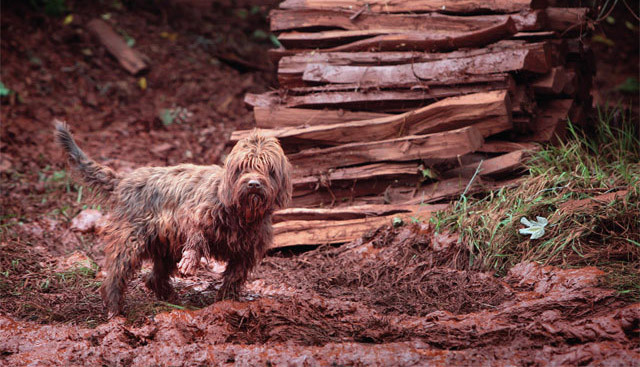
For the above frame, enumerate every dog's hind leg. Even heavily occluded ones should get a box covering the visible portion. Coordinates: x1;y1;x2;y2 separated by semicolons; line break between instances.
99;232;147;318
145;251;178;301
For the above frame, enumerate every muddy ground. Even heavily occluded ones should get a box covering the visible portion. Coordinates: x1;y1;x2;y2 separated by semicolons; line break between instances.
1;1;639;366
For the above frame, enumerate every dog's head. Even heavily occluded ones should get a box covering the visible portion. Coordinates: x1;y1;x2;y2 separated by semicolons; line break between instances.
219;130;292;222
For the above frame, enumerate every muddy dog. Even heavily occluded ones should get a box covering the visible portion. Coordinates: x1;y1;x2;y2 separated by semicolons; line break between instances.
54;121;292;317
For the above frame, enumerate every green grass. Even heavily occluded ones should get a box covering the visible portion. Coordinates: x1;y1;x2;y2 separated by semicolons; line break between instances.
431;106;640;299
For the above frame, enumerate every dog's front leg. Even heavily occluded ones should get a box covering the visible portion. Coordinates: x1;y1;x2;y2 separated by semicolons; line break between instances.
216;257;252;301
177;230;206;276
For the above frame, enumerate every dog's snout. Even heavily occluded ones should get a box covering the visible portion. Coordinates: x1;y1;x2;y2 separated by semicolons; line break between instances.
247;180;261;189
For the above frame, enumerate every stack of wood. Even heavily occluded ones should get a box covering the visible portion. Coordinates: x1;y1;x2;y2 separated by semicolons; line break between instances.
232;1;594;248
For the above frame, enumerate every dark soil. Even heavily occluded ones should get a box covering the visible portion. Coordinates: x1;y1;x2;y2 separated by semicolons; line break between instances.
1;1;638;365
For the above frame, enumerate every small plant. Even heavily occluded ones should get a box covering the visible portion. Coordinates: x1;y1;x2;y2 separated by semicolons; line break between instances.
519;216;548;240
159;106;193;126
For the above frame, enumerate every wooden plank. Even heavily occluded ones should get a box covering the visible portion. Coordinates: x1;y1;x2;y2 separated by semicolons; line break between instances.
277;41;539;87
272;210;438;248
322;17;517;52
86;19;148;75
270;9;545;32
478;140;539;153
293;162;418;184
301;42;551;85
245;81;512;111
532;67;568;95
525;99;573;143
278;0;547;14
288;126;484;175
386;177;524;205
273;203;447;223
546;7;589;32
236;91;511;145
291;177;406;207
443;150;527;178
254;107;390;128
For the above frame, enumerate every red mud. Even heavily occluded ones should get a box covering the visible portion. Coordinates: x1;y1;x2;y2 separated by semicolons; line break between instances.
1;1;639;366
1;241;638;365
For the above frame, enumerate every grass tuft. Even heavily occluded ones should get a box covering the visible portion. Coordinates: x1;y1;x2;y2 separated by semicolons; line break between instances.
432;106;640;300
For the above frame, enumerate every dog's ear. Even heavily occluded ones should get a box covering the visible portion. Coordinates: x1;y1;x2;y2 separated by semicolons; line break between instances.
218;155;235;208
275;149;292;209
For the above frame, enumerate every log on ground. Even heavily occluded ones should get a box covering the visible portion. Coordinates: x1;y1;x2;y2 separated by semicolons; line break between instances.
86;19;148;75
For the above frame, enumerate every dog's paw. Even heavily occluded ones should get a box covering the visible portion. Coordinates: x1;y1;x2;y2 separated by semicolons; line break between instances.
177;249;199;276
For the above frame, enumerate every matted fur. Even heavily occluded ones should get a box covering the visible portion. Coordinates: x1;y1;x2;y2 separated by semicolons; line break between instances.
54;120;292;317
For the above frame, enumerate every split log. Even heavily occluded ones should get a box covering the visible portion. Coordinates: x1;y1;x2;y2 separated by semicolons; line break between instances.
254;107;390;128
511;31;556;41
321;18;517;52
272;209;438;248
270;9;546;32
237;91;511;145
86;19;148;75
289;126;484;175
532;67;569;95
386;177;524;205
273;203;447;223
301;42;552;85
526;99;573;143
443;150;527;179
286;73;512;92
292;177;405;207
278;0;547;14
293;162;419;186
278;40;549;87
546;7;590;32
245;79;512;111
479;140;539;153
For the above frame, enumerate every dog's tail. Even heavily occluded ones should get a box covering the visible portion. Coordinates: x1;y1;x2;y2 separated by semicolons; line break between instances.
54;119;120;196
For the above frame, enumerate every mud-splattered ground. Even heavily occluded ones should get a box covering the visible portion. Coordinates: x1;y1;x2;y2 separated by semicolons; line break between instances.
1;1;639;366
1;225;639;366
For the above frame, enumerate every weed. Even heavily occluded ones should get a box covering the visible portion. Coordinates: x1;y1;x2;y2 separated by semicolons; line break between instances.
432;105;640;298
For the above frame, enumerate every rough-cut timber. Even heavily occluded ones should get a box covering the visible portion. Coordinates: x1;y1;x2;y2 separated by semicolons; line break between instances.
293;162;419;186
386;177;523;205
244;78;512;111
270;9;546;32
86;19;148;75
443;150;526;178
272;211;433;248
278;41;551;87
289;126;484;175
273;203;447;223
479;140;539;153
278;0;547;14
322;18;517;52
254;107;390;128
236;91;511;145
526;99;573;143
546;7;589;32
302;42;552;85
532;67;569;95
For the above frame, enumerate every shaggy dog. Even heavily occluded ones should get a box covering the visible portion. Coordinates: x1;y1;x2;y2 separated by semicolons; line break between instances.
54;121;292;317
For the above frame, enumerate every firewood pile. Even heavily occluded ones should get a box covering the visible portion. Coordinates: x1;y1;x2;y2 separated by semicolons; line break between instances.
232;1;594;248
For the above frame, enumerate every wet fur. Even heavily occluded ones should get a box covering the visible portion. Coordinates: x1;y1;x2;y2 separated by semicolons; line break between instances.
54;120;292;317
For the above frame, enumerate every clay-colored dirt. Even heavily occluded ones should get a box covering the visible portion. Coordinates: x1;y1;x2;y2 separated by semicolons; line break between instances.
1;1;638;366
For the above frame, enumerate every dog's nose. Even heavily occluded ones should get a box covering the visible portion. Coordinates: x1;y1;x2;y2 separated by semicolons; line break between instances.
247;180;261;189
